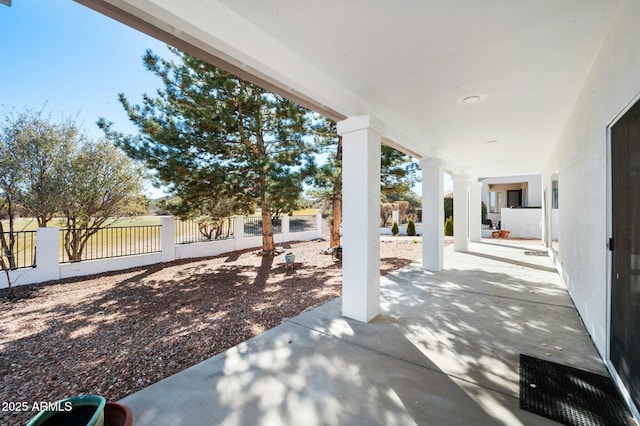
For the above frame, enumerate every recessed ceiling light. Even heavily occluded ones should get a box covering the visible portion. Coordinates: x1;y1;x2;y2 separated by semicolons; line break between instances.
457;94;486;105
486;140;498;144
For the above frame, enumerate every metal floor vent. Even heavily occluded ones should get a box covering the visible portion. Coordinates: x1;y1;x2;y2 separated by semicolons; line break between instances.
524;251;548;256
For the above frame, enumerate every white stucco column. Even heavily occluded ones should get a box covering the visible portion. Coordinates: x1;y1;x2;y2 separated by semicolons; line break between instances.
337;115;383;322
469;181;482;242
160;216;176;262
453;174;469;252
391;210;399;226
420;159;444;271
36;227;60;283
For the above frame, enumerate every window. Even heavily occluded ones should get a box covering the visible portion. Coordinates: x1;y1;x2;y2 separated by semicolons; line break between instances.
489;191;505;213
550;175;559;253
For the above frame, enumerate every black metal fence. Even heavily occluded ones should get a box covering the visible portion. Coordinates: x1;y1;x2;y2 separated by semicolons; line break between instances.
289;215;317;232
243;216;282;237
175;218;233;244
0;230;37;269
59;225;161;263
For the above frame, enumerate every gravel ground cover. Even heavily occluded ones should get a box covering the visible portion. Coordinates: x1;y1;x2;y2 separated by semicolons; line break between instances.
0;237;424;425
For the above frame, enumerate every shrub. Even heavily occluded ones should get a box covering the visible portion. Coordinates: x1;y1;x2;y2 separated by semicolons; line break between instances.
444;196;453;222
391;221;399;236
444;217;453;236
406;220;416;236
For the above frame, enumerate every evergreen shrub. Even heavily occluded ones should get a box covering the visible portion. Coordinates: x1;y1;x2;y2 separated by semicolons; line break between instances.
406;220;416;236
444;217;454;236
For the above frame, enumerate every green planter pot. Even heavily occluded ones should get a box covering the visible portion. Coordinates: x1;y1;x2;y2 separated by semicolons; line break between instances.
27;395;105;426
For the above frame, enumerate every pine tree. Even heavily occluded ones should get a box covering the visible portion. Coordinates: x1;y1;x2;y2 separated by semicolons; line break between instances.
100;47;314;254
310;118;342;247
309;119;419;248
406;220;416;236
381;145;420;201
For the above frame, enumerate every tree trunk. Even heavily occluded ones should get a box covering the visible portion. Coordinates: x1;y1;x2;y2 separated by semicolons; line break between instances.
64;218;82;262
0;198;17;270
0;256;13;296
0;222;14;295
330;188;342;248
257;143;275;254
330;135;343;248
0;230;16;270
261;204;275;255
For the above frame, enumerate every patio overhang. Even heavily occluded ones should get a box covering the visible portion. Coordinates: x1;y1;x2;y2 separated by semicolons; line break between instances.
75;0;621;178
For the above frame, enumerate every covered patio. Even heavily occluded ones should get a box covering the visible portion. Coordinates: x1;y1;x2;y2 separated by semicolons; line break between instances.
72;0;640;420
122;239;606;425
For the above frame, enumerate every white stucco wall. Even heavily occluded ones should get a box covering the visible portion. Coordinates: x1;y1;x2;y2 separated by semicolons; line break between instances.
527;176;543;207
501;208;542;239
543;0;640;358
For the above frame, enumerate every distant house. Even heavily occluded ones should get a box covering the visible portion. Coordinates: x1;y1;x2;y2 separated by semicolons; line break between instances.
480;174;542;212
479;174;542;238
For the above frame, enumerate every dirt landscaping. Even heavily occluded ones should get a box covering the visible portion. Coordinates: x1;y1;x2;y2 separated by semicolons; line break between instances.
0;237;424;425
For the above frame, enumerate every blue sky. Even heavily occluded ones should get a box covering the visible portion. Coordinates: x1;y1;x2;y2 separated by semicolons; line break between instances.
1;0;171;196
1;1;440;197
0;0;170;138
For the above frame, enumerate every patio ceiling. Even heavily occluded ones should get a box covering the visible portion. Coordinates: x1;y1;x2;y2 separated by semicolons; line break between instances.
77;0;621;178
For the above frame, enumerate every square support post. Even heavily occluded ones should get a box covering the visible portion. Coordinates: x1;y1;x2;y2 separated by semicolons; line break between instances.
233;215;245;241
160;216;176;263
36;227;60;283
453;174;470;252
337;115;383;322
420;159;444;271
469;181;483;242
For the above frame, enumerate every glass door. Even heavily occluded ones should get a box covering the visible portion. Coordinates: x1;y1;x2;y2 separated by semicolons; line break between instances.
610;98;640;409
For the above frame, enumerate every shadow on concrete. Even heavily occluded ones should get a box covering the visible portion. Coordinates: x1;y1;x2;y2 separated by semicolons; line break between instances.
120;241;607;425
466;250;558;273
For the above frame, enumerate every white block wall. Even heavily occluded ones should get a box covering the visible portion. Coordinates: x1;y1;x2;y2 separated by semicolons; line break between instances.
500;208;542;239
0;214;321;289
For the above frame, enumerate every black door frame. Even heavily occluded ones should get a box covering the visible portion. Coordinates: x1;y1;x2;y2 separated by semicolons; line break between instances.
607;95;640;418
506;189;522;207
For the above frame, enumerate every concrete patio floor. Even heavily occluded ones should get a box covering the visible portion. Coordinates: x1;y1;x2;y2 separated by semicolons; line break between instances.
122;239;607;425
